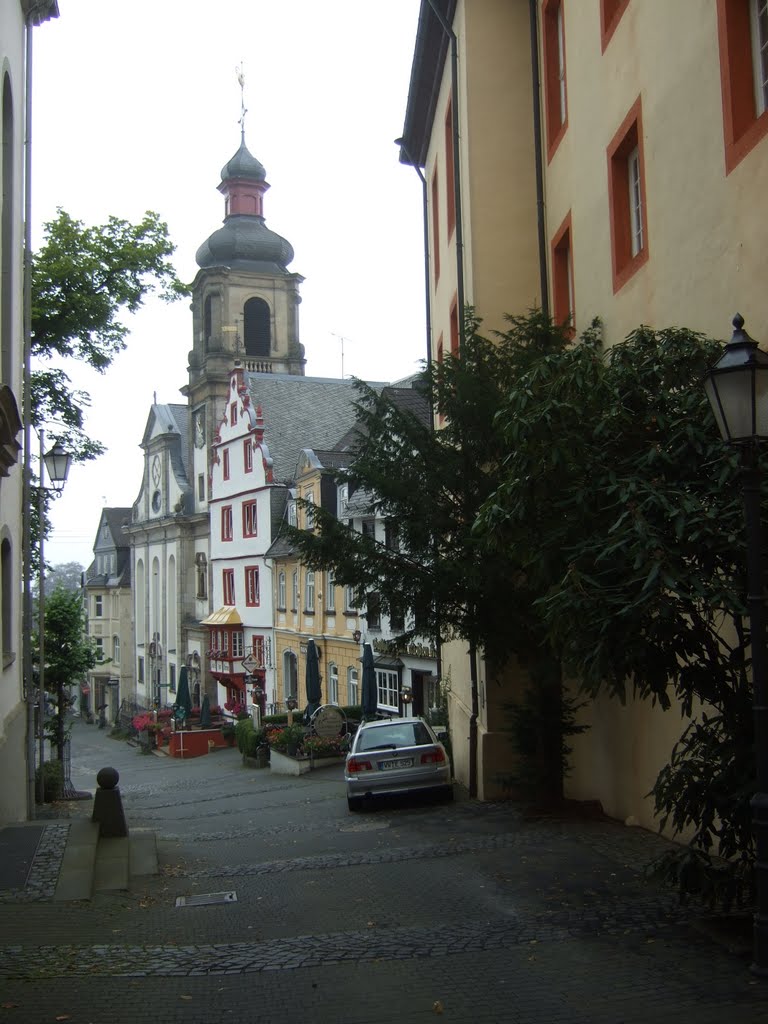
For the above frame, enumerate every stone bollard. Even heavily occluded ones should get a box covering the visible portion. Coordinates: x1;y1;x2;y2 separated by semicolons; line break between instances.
91;767;129;838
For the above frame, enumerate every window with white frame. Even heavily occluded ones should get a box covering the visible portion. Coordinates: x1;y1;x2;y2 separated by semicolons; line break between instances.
752;0;768;115
292;570;299;610
245;566;260;606
305;571;315;611
305;490;315;529
232;631;244;658
288;499;297;527
347;666;359;705
556;1;566;124
113;636;120;665
325;569;335;611
94;637;104;659
627;145;643;257
345;584;357;611
328;663;339;704
338;482;349;518
94;595;103;617
278;570;286;609
376;668;399;711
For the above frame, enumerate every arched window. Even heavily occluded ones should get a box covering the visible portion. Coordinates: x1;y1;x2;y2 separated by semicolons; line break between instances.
244;298;270;357
2;75;15;385
135;559;145;644
167;554;177;642
347;666;359;706
283;650;298;701
328;663;339;705
1;537;11;660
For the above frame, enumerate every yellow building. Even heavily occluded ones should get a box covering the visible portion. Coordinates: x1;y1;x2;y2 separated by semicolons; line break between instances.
270;449;365;712
399;0;768;822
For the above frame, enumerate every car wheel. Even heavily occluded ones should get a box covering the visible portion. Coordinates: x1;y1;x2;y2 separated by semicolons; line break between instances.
347;796;365;812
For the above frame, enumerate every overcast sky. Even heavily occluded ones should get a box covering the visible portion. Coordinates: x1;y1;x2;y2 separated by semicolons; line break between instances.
31;0;425;569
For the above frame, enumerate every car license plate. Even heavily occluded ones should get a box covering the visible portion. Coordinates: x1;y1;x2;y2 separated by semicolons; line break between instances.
380;758;413;770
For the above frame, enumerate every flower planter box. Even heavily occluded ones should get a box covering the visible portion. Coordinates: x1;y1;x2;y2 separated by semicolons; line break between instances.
269;749;345;776
168;728;232;759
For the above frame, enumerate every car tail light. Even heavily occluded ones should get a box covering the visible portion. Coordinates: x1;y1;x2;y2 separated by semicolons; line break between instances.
347;757;373;773
420;748;446;765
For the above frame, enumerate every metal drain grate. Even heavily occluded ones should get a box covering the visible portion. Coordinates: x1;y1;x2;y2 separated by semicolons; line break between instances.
175;891;238;908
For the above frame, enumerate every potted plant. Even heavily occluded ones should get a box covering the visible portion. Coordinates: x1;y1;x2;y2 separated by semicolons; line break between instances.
221;722;237;746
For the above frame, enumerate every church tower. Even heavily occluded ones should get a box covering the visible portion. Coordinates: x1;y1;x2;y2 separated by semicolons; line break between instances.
184;132;306;515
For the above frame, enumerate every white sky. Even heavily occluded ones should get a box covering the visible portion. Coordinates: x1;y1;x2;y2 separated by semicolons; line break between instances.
31;0;426;569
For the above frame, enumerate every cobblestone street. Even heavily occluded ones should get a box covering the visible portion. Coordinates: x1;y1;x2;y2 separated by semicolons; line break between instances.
1;720;767;1023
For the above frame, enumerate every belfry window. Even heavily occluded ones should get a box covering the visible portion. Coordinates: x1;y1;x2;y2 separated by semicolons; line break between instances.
244;298;270;358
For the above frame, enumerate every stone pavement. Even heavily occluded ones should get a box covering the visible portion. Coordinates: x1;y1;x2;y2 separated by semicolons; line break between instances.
0;720;766;1023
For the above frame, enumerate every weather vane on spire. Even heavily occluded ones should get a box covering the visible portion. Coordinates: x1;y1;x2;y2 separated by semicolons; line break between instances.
236;61;247;140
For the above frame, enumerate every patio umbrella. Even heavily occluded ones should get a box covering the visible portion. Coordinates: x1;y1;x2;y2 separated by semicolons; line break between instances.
361;643;377;720
174;666;193;726
199;692;211;729
304;638;322;724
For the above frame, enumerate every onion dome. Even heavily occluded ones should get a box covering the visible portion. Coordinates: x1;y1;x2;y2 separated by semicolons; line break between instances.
195;137;294;273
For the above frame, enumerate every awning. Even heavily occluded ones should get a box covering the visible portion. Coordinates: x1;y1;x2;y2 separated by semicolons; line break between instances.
200;607;243;626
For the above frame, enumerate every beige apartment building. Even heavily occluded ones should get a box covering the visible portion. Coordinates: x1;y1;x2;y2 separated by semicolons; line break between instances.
400;0;768;823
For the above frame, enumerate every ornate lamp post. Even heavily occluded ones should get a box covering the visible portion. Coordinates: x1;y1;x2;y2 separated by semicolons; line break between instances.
704;314;768;975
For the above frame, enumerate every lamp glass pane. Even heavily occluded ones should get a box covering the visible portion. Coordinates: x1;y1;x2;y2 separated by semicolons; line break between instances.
711;369;756;441
755;367;768;438
704;375;729;442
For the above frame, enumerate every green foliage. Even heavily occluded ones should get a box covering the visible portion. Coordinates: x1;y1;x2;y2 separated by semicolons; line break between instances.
29;208;188;562
35;760;63;803
43;562;85;597
36;586;99;759
235;717;267;756
479;316;757;894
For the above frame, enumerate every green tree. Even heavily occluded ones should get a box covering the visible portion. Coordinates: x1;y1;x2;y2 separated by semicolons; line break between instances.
286;310;580;802
37;586;99;759
479;321;754;895
31;208;187;463
43;561;85;597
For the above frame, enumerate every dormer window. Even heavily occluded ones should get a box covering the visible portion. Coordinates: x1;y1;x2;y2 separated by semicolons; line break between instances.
338;483;349;519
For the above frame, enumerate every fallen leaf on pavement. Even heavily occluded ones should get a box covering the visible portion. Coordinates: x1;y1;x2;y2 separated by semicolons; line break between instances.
432;1001;444;1014
180;996;192;1002
1;1002;19;1009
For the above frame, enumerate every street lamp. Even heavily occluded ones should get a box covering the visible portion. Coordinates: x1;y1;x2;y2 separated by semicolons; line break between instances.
704;313;768;976
34;431;72;806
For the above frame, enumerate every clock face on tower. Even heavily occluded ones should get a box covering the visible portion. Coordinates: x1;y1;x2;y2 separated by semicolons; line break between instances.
151;455;161;487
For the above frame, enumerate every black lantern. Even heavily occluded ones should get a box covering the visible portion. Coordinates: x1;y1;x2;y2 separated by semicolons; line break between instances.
704;314;768;444
401;686;413;705
43;441;72;492
286;696;298;711
704;314;768;976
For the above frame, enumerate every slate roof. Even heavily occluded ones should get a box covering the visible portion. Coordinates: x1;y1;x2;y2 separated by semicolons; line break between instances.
246;373;385;486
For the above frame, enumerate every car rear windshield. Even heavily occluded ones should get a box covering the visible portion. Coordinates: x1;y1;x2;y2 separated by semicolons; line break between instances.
357;721;434;751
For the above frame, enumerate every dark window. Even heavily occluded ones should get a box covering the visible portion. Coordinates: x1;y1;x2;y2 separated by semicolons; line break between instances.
366;592;381;631
244;298;271;357
389;602;405;634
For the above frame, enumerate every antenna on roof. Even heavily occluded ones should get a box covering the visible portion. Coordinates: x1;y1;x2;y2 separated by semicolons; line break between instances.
330;333;352;379
236;61;247;141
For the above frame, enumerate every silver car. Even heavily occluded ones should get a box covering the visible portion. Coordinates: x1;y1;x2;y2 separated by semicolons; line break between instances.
345;717;453;811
